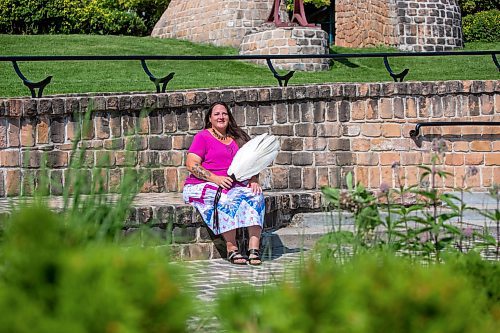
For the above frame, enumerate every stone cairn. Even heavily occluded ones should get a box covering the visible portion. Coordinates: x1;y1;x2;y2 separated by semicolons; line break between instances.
239;0;330;71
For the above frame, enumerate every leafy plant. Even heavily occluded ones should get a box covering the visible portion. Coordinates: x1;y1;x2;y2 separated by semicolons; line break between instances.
286;0;331;10
319;138;499;262
0;0;169;35
462;10;500;42
0;206;192;333
458;0;499;16
321;172;380;255
217;253;497;333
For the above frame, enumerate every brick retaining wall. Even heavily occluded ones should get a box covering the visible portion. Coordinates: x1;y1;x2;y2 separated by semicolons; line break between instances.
0;80;499;197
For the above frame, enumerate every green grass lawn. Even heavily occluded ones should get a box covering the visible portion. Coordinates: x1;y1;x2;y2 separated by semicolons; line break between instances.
0;34;498;98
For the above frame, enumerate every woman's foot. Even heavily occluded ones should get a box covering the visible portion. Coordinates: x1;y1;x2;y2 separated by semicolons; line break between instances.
247;248;262;266
227;249;247;265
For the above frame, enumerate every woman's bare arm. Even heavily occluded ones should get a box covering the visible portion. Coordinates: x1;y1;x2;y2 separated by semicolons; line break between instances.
186;153;233;188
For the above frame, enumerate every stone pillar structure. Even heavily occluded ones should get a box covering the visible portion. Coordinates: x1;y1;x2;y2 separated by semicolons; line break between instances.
151;0;282;48
335;0;399;49
335;0;463;51
239;26;330;71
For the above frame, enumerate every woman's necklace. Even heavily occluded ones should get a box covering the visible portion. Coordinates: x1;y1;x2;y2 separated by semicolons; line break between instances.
211;128;228;140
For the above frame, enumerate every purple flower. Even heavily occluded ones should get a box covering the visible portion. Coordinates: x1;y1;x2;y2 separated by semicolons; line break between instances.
380;182;390;194
419;232;430;243
462;227;474;238
431;138;447;153
466;166;478;177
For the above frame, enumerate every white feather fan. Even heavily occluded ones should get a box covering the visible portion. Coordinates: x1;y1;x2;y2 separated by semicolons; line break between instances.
227;133;280;181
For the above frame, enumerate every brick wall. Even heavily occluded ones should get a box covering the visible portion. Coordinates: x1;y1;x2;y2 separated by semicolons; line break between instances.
151;0;283;47
0;80;498;197
335;0;463;51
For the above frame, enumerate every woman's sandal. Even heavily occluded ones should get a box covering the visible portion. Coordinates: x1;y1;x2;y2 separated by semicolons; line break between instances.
227;250;248;265
247;248;262;266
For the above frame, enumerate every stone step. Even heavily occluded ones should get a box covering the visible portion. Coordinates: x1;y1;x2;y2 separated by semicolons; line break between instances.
263;196;500;256
1;191;496;261
0;191;324;260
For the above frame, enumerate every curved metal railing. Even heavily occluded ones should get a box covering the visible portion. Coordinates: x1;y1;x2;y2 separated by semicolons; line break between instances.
1;50;498;98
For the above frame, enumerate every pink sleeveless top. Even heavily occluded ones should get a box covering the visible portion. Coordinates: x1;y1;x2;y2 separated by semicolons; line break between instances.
184;129;239;185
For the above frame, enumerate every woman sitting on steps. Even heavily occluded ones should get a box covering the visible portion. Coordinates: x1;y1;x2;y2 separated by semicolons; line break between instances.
182;102;264;266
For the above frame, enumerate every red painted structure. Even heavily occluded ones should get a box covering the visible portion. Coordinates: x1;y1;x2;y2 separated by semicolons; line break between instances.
266;0;316;27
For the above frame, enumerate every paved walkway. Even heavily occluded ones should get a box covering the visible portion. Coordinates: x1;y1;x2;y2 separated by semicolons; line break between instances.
178;250;309;333
177;250;307;301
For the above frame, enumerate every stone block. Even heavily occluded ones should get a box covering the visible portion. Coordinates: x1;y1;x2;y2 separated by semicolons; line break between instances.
288;104;300;123
271;167;288;189
245;105;258;126
163;110;177;133
294;123;316;137
50;170;63;195
149;136;172;150
189;108;205;130
336;152;355;166
8;118;20;147
270;125;294;136
314;152;336;166
258;104;274;125
275;103;288;124
20;119;35;147
6;170;21;196
288;167;302;189
49;118;65;143
304;137;327;151
292;152;313;166
0;117;8;148
139;151;160;167
317;123;341;137
338;100;350;122
125;136;148;151
280;137;303;151
160;151;183;166
2;150;20;167
46;151;69;168
21;150;39;168
23;99;37;116
35;117;49;145
94;151;114;167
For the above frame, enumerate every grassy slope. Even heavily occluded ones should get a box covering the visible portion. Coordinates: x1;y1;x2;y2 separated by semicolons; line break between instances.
0;34;498;98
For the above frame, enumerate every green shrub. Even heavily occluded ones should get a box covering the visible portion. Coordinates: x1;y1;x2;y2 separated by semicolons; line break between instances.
463;10;500;42
459;0;499;16
446;252;500;313
104;0;171;32
217;254;497;333
0;205;192;333
0;0;169;35
286;0;330;10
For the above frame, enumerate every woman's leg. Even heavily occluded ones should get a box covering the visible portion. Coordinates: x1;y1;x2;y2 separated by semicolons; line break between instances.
222;229;247;264
248;225;262;250
247;225;262;265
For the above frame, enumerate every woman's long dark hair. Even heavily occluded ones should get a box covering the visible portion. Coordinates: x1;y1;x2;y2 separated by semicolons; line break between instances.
204;102;250;147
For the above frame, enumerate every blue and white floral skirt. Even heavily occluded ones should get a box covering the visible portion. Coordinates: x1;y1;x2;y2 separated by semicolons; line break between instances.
182;182;265;235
